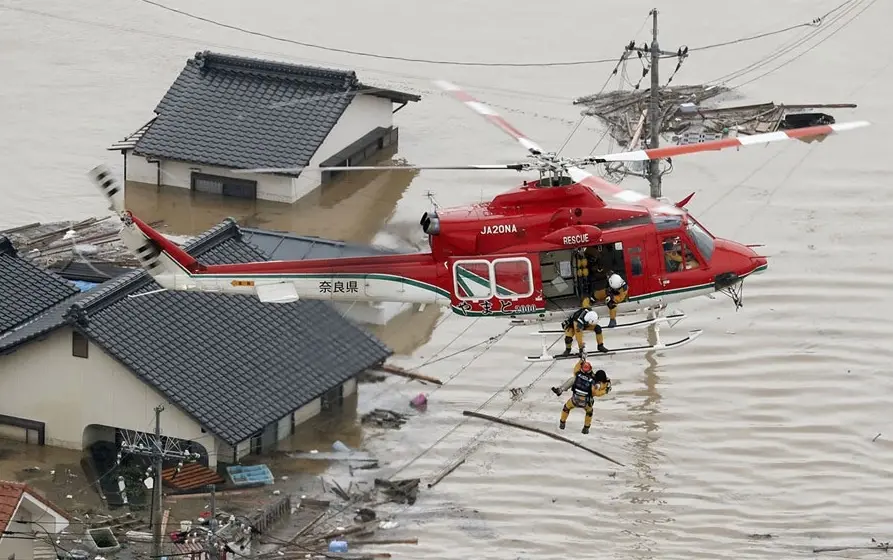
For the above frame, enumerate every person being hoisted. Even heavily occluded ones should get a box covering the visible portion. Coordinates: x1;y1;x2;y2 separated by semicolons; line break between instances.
561;307;609;356
550;356;612;434
605;273;629;328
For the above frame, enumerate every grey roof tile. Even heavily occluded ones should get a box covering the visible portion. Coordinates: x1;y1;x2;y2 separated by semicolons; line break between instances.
0;236;80;334
0;293;89;354
63;220;392;445
132;51;418;174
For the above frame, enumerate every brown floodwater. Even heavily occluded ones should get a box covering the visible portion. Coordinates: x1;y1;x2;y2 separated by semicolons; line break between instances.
2;0;893;557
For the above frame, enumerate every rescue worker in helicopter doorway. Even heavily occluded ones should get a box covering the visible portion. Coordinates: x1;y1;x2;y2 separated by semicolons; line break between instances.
551;356;612;434
561;307;609;355
605;273;629;328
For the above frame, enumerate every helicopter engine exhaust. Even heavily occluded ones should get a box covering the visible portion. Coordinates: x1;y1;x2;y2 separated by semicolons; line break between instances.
420;211;441;235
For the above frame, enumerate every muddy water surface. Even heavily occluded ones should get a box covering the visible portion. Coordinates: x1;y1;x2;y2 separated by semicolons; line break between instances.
2;0;893;557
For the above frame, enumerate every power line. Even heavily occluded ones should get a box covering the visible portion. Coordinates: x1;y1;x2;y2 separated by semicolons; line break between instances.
707;0;869;88
135;0;834;69
690;0;858;52
135;0;619;68
728;0;878;90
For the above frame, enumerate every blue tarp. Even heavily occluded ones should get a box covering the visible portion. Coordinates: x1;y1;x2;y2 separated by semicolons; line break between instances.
72;280;100;291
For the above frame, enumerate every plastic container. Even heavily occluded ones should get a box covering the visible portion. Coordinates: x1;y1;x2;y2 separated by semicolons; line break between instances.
328;540;348;553
410;393;428;409
332;440;350;453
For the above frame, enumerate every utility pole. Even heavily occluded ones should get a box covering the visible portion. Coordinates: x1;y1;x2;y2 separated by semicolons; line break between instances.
117;405;201;560
625;8;682;199
152;408;163;558
648;9;661;199
208;484;220;560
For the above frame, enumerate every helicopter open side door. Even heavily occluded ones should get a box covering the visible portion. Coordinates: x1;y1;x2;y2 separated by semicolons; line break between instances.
448;254;545;317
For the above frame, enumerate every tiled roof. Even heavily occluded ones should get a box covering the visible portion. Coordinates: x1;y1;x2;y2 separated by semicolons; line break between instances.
132;50;419;174
0;236;79;334
62;220;392;445
0;481;22;536
240;227;404;261
107;117;156;151
0;481;70;537
0;293;88;355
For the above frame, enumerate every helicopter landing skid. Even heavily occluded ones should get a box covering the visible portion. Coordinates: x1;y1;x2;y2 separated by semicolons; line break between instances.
526;306;698;362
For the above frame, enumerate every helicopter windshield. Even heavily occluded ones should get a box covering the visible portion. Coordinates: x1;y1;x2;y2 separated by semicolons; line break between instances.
651;212;683;232
685;216;715;262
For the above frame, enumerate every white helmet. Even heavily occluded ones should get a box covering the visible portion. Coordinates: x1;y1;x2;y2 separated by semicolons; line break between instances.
583;310;599;325
608;274;625;291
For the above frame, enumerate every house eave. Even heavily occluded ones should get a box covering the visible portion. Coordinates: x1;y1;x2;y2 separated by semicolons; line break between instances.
129;149;306;178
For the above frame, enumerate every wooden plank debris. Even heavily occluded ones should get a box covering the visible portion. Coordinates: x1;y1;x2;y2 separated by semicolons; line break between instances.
427;458;465;489
3;217;167;268
375;364;443;385
462;410;625;467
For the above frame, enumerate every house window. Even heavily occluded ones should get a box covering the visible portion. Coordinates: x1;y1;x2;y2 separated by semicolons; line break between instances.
72;331;88;358
320;385;344;413
190;172;258;200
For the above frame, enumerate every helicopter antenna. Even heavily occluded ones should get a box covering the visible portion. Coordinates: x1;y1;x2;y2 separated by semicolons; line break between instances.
425;190;440;211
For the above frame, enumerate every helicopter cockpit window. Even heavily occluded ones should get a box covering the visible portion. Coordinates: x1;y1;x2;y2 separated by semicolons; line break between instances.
662;236;700;272
652;213;683;232
686;220;715;262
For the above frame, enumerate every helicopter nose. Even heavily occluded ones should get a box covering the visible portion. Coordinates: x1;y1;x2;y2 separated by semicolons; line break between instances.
714;239;768;277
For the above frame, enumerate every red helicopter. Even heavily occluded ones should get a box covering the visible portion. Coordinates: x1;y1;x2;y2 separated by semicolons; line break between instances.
88;80;868;361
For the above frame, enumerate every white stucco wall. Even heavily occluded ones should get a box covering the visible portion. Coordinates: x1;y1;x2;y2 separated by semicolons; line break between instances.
0;327;365;467
343;377;357;397
277;415;291;441
291;94;395;201
292;396;322;427
123;152;294;203
0;328;216;464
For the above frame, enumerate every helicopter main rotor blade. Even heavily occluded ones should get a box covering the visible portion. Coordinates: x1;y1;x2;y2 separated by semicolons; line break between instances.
588;121;871;163
230;163;528;174
433;80;546;156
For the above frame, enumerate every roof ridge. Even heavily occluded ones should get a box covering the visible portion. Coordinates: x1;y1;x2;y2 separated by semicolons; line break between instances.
182;218;242;255
193;50;358;89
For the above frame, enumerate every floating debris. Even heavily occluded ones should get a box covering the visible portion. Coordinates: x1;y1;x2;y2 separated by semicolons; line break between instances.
573;84;857;180
374;478;420;505
1;216;168;269
361;409;409;429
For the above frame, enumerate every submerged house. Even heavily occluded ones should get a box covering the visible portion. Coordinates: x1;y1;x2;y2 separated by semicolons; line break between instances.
0;223;392;469
108;50;421;203
0;481;71;560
